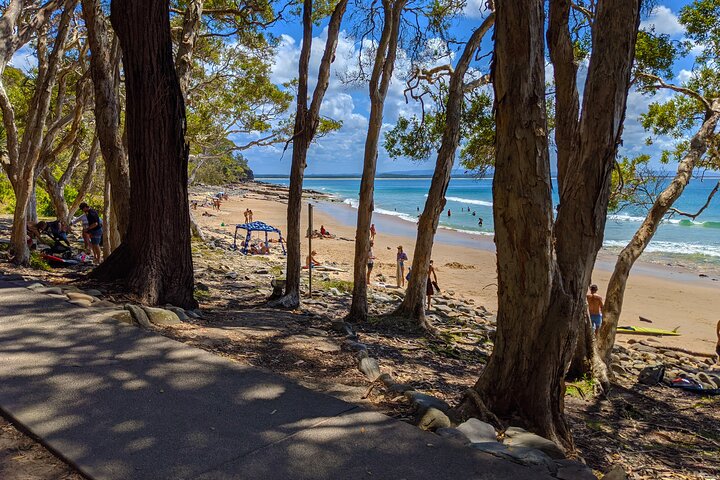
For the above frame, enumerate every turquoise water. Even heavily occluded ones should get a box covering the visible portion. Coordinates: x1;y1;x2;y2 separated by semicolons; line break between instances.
257;177;720;269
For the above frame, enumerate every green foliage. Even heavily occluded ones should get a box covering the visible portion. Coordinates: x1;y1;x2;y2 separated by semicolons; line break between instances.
634;30;678;84
679;0;720;64
29;251;51;272
384;89;494;174
565;374;596;399
610;155;652;212
318;278;353;293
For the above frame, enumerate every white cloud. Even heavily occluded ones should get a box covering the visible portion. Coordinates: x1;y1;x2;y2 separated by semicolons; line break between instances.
640;6;685;36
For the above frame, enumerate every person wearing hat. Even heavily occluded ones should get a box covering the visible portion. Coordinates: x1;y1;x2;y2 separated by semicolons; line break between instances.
396;246;408;288
79;202;103;264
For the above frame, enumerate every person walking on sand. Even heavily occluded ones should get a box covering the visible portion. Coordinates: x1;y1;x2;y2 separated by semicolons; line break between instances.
367;241;376;285
426;260;438;311
370;223;376;241
587;284;604;334
396;246;408;288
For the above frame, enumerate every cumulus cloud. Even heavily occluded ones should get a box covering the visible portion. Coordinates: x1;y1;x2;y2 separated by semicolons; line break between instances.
640;6;685;36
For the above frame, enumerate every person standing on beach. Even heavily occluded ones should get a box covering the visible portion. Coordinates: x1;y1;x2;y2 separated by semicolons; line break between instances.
243;209;249;223
367;241;376;285
396;246;408;288
587;284;604;334
370;223;376;241
715;319;720;365
426;260;438;311
249;209;254;222
80;202;103;265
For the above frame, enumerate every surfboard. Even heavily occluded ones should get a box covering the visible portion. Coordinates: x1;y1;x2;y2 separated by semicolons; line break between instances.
617;326;681;336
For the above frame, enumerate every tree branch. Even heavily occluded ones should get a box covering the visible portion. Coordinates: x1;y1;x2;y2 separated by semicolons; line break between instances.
637;72;712;112
669;180;720;220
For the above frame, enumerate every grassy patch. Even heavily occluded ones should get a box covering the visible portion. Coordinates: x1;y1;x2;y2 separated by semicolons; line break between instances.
193;288;210;302
29;251;51;271
318;279;353;293
566;375;596;399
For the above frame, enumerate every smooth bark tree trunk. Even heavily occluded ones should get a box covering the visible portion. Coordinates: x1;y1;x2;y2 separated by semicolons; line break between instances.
102;167;112;258
272;0;348;308
596;101;720;373
457;0;641;451
82;0;130;243
392;16;494;328
26;183;38;223
92;0;196;309
348;0;405;322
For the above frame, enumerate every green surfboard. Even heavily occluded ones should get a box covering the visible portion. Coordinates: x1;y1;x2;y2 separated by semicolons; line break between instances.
617;326;681;336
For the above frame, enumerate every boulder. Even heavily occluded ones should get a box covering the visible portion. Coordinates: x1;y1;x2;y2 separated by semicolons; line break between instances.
358;357;381;381
66;292;94;303
503;427;565;460
456;418;498;443
435;428;470;445
415;407;451;431
504;446;558;475
141;307;182;326
602;465;628;480
109;310;134;325
405;391;450;413
165;306;189;321
124;304;152;328
26;282;45;290
555;459;597;480
37;287;63;295
68;299;92;308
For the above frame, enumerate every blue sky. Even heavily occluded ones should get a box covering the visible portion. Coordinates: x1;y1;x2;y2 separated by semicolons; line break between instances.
238;0;698;176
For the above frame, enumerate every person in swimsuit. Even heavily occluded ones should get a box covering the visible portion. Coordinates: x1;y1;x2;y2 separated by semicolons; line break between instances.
396;246;408;288
587;284;604;334
715;319;720;365
366;241;376;285
426;260;438;310
370;224;376;241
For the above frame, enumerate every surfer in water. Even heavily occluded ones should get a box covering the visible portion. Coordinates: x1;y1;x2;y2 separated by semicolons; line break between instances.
587;284;604;335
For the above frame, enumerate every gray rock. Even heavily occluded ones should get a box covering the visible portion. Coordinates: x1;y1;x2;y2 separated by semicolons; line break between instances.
503;427;565;460
37;287;63;295
331;321;355;338
225;272;238;279
108;310;134;325
47;293;68;300
26;282;45;290
195;282;210;291
555;459;597;480
435;428;470;445
603;465;628;480
306;327;328;337
142;307;182;326
638;365;665;386
469;442;512;456
66;292;94;303
342;340;367;353
1;273;24;281
504;446;558;474
84;289;102;296
358;357;381;381
68;299;92;308
415;407;451;431
124;304;152;328
456;418;498;443
405;391;450;413
93;300;117;309
634;345;658;354
186;310;200;319
314;342;341;353
165;306;189;321
329;287;341;296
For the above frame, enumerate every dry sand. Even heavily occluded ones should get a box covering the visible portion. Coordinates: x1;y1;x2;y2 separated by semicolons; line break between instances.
192;185;720;356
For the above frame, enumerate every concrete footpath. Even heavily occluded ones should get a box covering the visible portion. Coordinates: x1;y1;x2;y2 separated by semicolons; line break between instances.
0;278;553;480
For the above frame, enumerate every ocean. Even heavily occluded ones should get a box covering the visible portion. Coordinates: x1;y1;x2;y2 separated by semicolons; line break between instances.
257;176;720;271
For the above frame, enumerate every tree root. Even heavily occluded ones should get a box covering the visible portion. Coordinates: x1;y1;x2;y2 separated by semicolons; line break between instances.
463;388;504;430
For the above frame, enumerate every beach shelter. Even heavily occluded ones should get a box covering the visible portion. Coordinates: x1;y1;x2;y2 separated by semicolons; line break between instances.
232;221;286;255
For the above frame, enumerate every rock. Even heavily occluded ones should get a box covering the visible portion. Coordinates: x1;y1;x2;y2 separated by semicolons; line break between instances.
84;289;102;297
358;357;381;381
331;321;355;338
26;282;45;290
93;300;117;309
165;306;189;321
186;310;200;319
47;293;68;300
314;342;341;353
638;365;665;386
434;304;452;314
37;287;63;295
124;304;152;328
306;327;328;336
195;282;210;291
329;287;341;296
405;391;450;413
342;340;368;353
255;269;269;275
68;299;92;308
66;292;94;303
555;460;597;480
141;307;182;326
225;271;238;279
415;407;451;431
503;427;565;460
633;345;658;354
602;465;628;480
456;418;498;443
469;442;513;457
109;310;134;324
435;428;470;445
504;447;558;475
610;363;628;376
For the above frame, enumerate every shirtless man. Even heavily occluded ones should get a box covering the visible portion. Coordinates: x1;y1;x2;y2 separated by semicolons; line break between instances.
587;284;604;334
715;319;720;365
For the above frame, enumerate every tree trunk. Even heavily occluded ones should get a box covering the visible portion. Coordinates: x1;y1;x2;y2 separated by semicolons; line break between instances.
596;102;720;373
92;0;196;309
82;0;130;242
272;0;348;309
392;16;494;328
11;177;32;265
175;0;204;94
457;0;641;451
26;183;38;223
102;167;112;258
348;0;405;322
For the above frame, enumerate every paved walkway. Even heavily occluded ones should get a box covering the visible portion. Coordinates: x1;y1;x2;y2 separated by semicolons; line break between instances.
0;278;552;479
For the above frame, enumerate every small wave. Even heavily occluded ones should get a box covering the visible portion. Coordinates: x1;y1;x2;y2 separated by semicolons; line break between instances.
422;194;494;207
603;240;720;258
438;225;495;237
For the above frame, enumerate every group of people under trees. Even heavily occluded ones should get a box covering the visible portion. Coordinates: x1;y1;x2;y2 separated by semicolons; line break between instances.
25;203;104;266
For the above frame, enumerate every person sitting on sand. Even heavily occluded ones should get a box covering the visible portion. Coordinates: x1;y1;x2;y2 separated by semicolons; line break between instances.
320;225;332;238
397;246;408;288
587;284;604;334
367;241;376;285
426;260;438;311
306;250;321;269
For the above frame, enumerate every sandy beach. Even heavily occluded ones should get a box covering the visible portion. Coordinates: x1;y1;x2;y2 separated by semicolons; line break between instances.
192;183;720;356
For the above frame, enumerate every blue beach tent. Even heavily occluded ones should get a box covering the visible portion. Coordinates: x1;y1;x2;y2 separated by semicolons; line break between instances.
232;221;286;255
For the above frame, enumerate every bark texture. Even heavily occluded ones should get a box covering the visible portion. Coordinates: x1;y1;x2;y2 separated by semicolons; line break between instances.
392;15;494;327
348;0;405;322
596;100;720;372
82;0;130;246
272;0;348;308
458;0;641;451
92;0;196;309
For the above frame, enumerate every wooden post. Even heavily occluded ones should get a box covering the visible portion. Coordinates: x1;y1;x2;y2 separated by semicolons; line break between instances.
308;203;313;296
